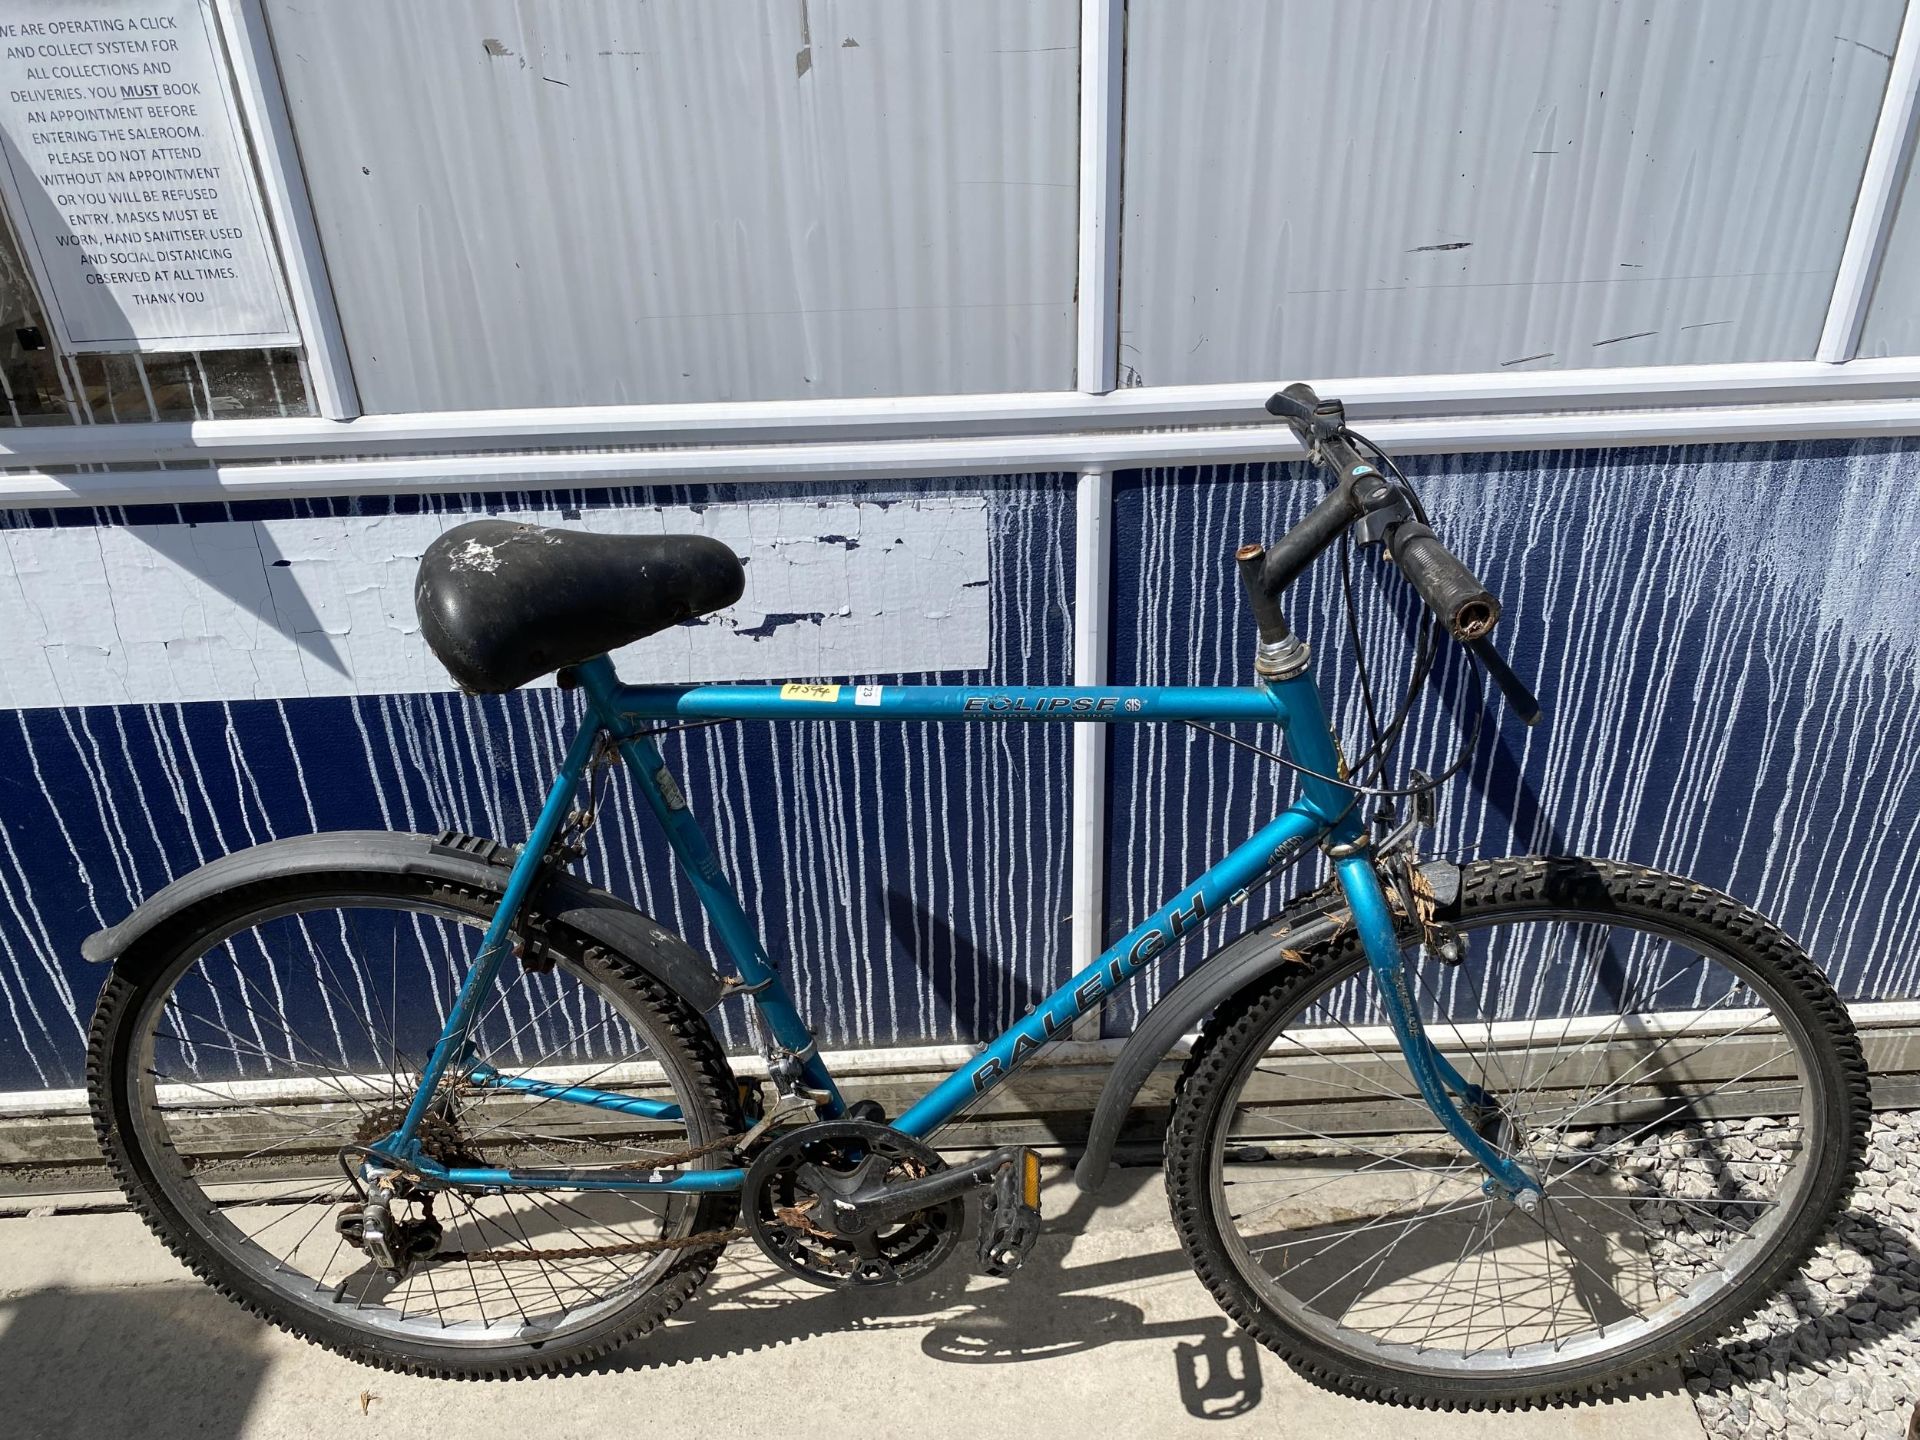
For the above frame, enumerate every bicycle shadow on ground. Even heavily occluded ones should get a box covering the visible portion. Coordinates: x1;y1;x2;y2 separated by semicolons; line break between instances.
4;1198;1902;1435
1687;1206;1920;1398
597;1164;1266;1421
1;1279;275;1440
601;1172;1918;1423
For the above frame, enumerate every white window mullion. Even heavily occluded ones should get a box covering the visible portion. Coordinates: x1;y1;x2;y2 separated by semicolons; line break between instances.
1818;0;1920;363
212;0;362;419
1076;0;1125;395
1068;2;1126;1035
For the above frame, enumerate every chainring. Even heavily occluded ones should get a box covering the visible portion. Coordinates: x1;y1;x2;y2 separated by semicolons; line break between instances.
742;1119;960;1288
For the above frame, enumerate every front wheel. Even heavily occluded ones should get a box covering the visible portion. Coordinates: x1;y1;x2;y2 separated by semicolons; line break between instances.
88;868;742;1378
1165;856;1869;1409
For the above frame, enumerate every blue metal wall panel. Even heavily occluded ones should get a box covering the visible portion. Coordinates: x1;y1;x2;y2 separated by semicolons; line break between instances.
0;474;1074;1089
4;441;1919;1090
1102;439;1920;1032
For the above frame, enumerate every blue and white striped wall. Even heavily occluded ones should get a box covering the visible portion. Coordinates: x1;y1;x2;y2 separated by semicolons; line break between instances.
0;475;1075;1090
0;440;1917;1091
1104;439;1920;1029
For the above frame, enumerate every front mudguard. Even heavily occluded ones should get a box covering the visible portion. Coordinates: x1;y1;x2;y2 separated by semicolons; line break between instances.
1072;858;1462;1192
82;828;728;1013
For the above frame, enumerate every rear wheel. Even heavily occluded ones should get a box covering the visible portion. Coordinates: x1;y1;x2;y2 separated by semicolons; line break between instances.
1165;856;1869;1409
88;869;741;1377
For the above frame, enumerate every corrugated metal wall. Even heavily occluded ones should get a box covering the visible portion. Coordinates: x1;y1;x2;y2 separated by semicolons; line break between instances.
264;0;1079;411
3;3;1920;1094
12;0;1920;410
1120;0;1905;383
251;0;1920;405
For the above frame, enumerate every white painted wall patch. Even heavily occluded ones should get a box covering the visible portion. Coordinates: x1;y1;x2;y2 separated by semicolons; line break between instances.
0;498;990;710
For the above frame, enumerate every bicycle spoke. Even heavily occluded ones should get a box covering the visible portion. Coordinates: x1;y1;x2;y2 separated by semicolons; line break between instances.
126;894;716;1351
1206;902;1826;1379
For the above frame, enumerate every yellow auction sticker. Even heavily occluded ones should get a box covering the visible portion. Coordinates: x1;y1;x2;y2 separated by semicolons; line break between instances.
780;682;842;702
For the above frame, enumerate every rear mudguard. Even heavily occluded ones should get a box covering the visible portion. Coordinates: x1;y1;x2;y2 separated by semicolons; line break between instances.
82;828;727;1013
1073;857;1462;1192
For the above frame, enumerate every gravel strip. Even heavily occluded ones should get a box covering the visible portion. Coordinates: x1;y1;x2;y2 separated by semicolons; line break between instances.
1682;1109;1920;1440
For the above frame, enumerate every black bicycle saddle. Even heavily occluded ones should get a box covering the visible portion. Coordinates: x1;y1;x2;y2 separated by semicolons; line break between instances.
415;519;745;693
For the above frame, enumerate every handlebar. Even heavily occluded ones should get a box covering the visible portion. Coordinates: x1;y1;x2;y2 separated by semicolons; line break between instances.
1247;382;1542;726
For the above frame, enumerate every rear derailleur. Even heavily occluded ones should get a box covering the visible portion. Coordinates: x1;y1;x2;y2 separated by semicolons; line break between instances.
336;1191;442;1278
333;1103;474;1281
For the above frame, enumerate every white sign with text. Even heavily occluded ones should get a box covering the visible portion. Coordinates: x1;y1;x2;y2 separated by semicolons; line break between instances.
0;0;296;351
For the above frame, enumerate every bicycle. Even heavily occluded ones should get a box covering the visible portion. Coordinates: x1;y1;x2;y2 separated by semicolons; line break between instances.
84;384;1870;1408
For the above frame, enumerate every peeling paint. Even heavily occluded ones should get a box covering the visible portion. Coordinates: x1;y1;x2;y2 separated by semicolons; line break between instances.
734;611;832;639
450;537;504;573
0;499;990;709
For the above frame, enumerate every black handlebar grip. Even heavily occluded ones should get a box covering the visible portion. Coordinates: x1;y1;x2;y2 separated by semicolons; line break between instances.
1387;521;1501;643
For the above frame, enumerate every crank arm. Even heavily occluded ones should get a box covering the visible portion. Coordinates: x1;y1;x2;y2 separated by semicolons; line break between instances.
822;1143;1034;1235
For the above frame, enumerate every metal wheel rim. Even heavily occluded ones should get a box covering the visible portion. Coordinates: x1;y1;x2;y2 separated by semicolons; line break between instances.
126;893;708;1348
1206;905;1827;1375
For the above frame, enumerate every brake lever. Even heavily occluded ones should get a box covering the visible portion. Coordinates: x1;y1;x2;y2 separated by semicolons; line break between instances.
1469;637;1543;727
1265;387;1347;445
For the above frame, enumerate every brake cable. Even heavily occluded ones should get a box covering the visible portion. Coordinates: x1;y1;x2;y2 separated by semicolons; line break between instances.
1187;421;1494;806
1338;530;1388;763
1180;656;1485;802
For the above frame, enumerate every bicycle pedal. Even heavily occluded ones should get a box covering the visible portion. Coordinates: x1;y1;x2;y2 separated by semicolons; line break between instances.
976;1148;1043;1277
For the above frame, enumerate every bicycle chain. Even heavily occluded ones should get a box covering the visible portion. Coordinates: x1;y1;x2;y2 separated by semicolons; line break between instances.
432;1130;748;1264
444;1227;745;1263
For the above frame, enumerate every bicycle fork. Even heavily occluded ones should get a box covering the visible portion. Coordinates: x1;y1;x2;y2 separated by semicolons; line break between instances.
1333;852;1543;1206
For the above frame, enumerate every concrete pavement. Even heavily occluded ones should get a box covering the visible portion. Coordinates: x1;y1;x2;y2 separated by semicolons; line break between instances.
0;1165;1708;1440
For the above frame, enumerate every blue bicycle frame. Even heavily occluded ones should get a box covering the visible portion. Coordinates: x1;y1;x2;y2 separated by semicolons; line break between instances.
379;652;1538;1202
